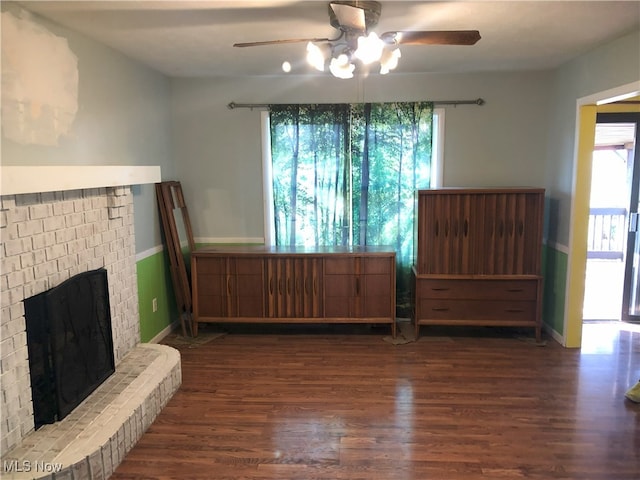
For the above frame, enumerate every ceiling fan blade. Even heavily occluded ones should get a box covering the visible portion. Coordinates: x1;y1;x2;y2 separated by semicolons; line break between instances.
382;30;481;46
234;37;334;48
330;2;366;31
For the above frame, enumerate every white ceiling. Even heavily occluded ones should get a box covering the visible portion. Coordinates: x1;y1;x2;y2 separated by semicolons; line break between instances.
15;1;640;78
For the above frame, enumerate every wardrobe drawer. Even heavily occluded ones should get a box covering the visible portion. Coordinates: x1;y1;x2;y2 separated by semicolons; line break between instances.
416;278;538;301
416;299;537;321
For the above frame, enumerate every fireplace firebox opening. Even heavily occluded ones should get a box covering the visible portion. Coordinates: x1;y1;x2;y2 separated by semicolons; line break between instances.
24;268;115;429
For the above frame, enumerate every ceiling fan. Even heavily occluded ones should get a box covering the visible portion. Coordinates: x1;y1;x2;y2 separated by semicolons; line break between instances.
233;1;481;78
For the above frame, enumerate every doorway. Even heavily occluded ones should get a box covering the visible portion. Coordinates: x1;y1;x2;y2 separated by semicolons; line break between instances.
583;113;640;323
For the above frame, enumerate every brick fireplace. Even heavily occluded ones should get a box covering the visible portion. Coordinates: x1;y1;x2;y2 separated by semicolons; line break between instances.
0;167;181;479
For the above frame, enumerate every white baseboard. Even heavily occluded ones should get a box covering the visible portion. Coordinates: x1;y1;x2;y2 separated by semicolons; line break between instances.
147;320;179;344
544;323;565;346
195;237;265;245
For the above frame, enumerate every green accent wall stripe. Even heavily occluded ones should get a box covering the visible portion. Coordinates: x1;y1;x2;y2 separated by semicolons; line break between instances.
136;248;177;343
137;242;569;343
542;244;568;336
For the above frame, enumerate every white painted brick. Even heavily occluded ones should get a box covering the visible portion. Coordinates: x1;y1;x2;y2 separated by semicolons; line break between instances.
108;206;125;219
49;270;70;287
2;426;21;453
53;200;75;216
1;286;23;308
2;254;22;274
65;212;84;228
76;250;94;267
13;331;27;350
1;186;143;455
8;206;30;223
45;243;67;261
55;228;76;245
86;234;102;249
23;278;49;298
29;203;52;220
6;271;24;289
1;351;17;374
1;195;16;210
68;238;87;253
57;254;78;272
91;195;108;210
33;260;59;279
23;268;35;286
84;209;101;224
43;215;66;232
111;186;128;197
2;222;19;241
4;237;31;256
0;338;14;357
101;442;113;478
9;302;25;320
20;250;46;269
87;258;104;271
0;210;7;229
14;345;28;363
101;230;116;244
75;224;94;239
73;197;93;213
31;232;56;250
1;276;9;295
17;220;44;238
88;449;104;479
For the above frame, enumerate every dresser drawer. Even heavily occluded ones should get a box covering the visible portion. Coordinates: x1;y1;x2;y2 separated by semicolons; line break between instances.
416;278;538;301
416;299;537;321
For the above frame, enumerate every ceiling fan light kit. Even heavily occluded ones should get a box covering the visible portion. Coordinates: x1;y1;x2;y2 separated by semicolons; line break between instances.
234;1;481;79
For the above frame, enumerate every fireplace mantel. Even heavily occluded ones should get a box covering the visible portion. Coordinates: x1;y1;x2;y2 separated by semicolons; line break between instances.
0;165;161;195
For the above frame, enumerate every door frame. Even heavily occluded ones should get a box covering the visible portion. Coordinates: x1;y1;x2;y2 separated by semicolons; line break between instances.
565;82;640;347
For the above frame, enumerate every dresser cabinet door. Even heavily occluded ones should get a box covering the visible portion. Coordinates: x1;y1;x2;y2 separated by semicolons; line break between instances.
227;257;265;317
360;257;394;317
323;257;357;317
265;257;323;318
296;257;323;318
477;192;543;275
323;256;394;318
417;189;544;276
194;257;227;317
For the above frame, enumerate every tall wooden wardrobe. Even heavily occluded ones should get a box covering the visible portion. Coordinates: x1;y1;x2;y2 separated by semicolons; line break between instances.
412;188;545;341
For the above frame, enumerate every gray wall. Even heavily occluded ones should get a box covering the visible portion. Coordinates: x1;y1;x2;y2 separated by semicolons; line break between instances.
544;29;640;246
4;0;638;252
1;4;174;253
171;70;553;241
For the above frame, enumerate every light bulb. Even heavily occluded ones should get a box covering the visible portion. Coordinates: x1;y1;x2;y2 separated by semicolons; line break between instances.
354;32;385;65
306;42;326;71
380;48;401;74
329;54;355;79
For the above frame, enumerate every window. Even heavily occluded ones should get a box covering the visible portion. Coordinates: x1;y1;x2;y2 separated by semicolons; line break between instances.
261;103;443;313
262;106;444;246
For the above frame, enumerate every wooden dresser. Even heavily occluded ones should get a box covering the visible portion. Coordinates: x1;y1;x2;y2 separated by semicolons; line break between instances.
192;246;396;336
412;188;545;340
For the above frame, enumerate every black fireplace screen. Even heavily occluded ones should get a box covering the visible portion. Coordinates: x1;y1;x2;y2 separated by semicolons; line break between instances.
24;268;115;429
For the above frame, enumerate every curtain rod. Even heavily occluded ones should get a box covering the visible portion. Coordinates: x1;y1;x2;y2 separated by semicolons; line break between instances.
227;98;485;110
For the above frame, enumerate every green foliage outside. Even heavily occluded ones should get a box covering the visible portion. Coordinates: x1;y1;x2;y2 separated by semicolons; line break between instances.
270;102;433;315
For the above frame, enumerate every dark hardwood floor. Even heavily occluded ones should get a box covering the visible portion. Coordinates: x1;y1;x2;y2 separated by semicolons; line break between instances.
111;322;640;479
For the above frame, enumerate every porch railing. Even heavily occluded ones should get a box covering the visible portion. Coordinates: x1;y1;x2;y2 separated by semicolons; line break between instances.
587;207;626;260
